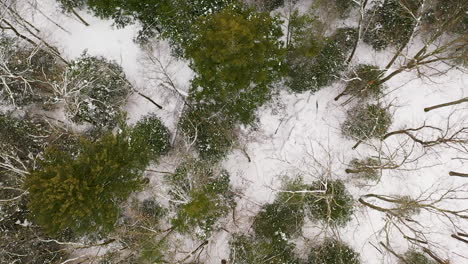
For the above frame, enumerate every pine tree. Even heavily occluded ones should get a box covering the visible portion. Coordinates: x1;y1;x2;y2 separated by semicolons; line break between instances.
25;132;150;235
185;5;285;125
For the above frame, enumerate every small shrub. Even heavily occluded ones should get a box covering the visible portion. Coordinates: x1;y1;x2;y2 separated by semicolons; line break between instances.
346;157;381;181
131;115;171;159
337;64;383;100
253;178;308;240
308;239;360;264
229;234;300;264
401;250;436;264
306;180;354;225
363;0;419;50
342;104;392;141
167;161;235;239
66;53;131;128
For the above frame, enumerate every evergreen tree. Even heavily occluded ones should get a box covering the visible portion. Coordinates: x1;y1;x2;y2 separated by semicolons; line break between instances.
287;27;357;92
167;160;235;239
80;0;234;46
186;5;285;124
25;132;150;235
401;250;436;264
363;0;420;50
342;104;392;141
306;180;354;225
253;177;307;240
229;234;300;264
0;36;63;107
179;106;236;161
308;239;360;264
335;64;383;101
346;157;381;181
131;115;171;159
66;53;131;128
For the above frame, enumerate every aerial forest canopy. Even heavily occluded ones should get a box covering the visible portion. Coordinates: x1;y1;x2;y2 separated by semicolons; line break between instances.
0;0;467;263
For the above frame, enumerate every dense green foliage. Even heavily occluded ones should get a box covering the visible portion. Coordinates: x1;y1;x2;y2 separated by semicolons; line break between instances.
401;250;436;264
167;160;235;239
363;0;419;50
334;0;356;15
131;115;171;159
56;0;86;11
77;0;234;46
181;6;284;159
306;180;354;225
186;6;285;124
308;239;360;264
179;107;236;160
287;27;357;92
66;54;131;128
342;104;392;141
229;234;300;264
253;178;307;240
25;132;149;235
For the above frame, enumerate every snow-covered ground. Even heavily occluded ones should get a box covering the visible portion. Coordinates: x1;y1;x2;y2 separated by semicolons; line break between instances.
9;0;467;263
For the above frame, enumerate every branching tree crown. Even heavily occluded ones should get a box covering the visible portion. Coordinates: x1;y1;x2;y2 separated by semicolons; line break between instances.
306;179;355;226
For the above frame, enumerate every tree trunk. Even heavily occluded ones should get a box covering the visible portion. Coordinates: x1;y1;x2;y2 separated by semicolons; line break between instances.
424;97;468;112
70;8;90;26
334;90;347;101
347;0;368;64
449;171;468;177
